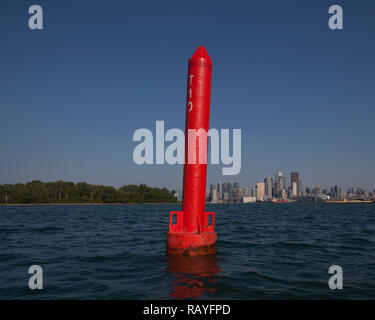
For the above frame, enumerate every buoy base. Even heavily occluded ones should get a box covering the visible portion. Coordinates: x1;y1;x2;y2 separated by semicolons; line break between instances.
166;211;217;256
166;232;217;256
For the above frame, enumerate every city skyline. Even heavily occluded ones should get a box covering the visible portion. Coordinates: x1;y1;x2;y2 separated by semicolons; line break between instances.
1;168;375;196
201;170;375;202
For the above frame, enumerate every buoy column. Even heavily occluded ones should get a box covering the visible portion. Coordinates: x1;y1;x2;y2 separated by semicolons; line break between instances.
166;46;217;256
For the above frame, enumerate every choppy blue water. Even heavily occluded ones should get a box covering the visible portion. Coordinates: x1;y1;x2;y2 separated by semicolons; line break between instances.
0;203;374;299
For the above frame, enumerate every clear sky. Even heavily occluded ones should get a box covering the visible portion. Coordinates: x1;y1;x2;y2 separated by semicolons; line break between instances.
0;0;374;191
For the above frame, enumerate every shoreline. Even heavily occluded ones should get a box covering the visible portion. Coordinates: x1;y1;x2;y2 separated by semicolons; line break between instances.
0;202;180;207
1;201;373;207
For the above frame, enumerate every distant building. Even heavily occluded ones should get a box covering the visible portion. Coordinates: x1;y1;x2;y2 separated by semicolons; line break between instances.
238;188;244;198
256;182;265;201
228;182;233;197
273;182;280;198
209;184;216;202
281;176;286;191
287;187;292;198
233;181;239;195
251;187;257;198
347;188;354;196
264;176;273;199
281;189;288;200
217;181;222;200
211;186;218;203
291;172;299;195
292;181;297;197
334;185;338;198
274;172;286;198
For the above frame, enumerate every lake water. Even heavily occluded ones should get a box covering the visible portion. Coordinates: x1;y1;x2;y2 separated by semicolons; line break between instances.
0;203;374;299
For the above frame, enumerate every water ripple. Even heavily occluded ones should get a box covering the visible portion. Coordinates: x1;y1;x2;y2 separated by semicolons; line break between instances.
0;203;374;299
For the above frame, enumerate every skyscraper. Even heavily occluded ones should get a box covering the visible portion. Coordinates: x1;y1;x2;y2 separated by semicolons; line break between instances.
256;182;265;201
233;181;240;201
292;182;297;197
291;172;299;196
281;176;286;191
217;181;222;200
210;184;218;203
334;185;338;198
264;176;273;199
251;187;257;198
228;182;233;197
274;172;286;198
233;181;239;193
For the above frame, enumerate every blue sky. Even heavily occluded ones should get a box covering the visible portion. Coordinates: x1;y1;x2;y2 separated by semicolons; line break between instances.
0;0;374;191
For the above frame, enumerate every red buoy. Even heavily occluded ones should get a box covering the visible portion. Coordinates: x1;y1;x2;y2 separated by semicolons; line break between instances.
166;46;217;256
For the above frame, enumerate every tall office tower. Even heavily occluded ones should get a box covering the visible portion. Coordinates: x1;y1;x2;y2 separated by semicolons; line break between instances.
292;182;297;197
274;171;286;196
212;189;218;203
281;189;288;200
228;182;233;197
232;181;239;200
217;181;222;200
291;172;299;195
264;176;273;199
256;182;265;201
222;182;228;196
251;187;257;198
210;184;218;203
274;172;281;185
273;182;280;198
209;183;215;201
281;176;286;191
334;185;338;198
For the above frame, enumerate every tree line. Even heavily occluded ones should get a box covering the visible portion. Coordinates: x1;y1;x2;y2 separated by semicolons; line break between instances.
0;181;178;204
